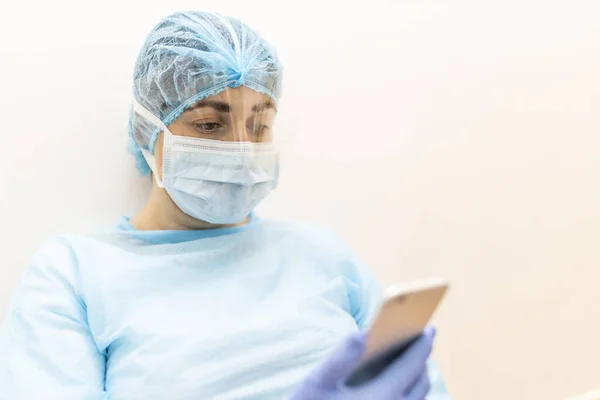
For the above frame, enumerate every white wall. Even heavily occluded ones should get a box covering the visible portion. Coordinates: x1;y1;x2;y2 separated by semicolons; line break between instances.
1;1;599;399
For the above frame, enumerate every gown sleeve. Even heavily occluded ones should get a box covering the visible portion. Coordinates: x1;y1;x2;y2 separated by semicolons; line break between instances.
0;237;107;400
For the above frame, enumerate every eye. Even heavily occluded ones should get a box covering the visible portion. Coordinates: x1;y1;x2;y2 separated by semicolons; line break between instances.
249;123;270;134
194;122;222;133
257;125;270;133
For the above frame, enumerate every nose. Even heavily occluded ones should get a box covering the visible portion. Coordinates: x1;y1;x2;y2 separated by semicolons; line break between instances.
238;128;251;142
230;118;251;142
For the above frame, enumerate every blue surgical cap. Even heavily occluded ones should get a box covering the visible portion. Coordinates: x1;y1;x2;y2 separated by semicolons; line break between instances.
128;11;283;175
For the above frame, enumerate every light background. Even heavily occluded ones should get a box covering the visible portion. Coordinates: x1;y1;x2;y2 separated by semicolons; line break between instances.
0;1;598;399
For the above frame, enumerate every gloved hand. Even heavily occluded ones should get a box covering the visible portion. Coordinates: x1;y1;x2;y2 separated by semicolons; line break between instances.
290;326;435;400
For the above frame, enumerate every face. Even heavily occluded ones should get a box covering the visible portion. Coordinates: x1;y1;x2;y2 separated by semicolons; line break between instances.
153;86;277;177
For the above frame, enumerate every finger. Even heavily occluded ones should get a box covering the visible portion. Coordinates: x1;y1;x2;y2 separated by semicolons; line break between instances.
403;370;431;400
403;365;428;395
307;332;366;389
377;327;435;394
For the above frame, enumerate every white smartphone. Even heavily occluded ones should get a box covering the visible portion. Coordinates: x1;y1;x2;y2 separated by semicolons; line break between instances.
345;278;449;387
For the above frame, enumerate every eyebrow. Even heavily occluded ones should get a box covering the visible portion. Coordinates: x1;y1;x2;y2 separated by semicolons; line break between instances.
185;101;231;113
252;101;277;113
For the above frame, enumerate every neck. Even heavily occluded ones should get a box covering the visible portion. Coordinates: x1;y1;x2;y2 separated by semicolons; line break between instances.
129;180;247;231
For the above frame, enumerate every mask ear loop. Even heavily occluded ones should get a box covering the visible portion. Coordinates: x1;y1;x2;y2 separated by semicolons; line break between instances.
132;99;173;189
139;148;164;188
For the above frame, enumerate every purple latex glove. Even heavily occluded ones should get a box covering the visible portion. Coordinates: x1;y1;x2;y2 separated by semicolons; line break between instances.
290;326;435;400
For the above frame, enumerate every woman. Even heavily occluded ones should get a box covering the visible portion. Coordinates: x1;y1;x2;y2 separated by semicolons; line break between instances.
0;11;449;399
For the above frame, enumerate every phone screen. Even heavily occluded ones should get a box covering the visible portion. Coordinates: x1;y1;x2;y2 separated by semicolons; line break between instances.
345;335;420;387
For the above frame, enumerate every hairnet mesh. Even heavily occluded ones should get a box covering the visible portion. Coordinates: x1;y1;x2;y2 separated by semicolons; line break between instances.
128;11;282;175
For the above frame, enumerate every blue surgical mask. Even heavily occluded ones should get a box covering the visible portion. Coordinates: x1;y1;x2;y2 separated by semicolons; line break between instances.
133;100;279;224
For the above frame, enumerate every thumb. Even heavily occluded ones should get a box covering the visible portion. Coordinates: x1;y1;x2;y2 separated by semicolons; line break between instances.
308;332;366;389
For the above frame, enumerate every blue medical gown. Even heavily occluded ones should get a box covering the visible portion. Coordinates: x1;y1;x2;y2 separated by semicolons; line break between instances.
0;217;450;399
